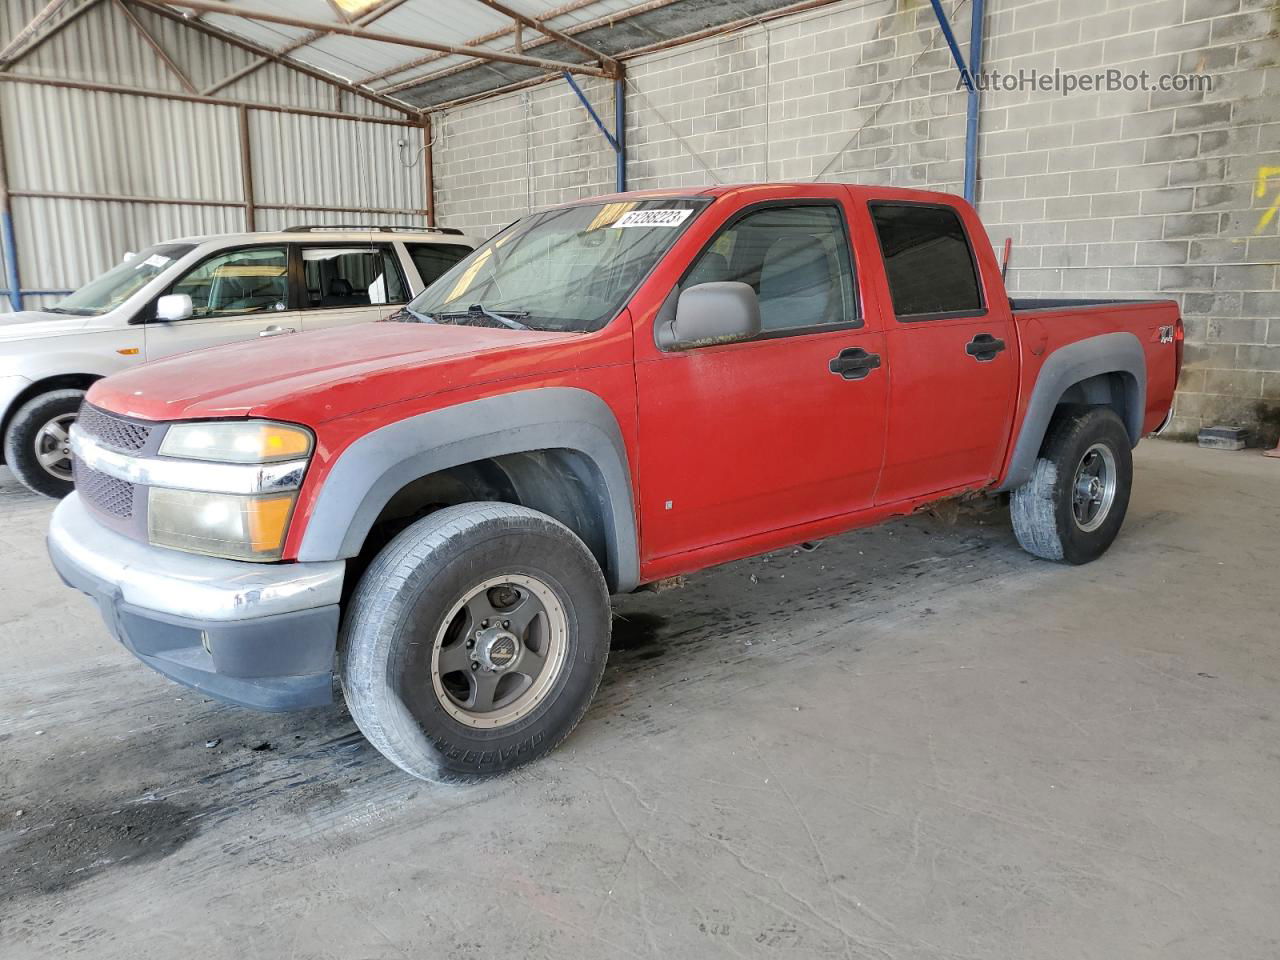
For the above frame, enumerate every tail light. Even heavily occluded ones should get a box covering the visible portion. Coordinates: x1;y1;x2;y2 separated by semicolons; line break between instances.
1174;315;1185;385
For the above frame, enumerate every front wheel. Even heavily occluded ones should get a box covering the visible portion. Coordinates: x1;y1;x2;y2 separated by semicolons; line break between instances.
339;503;611;782
3;389;85;498
1010;406;1133;564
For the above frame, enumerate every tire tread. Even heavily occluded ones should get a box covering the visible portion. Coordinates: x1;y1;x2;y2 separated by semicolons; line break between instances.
339;503;608;783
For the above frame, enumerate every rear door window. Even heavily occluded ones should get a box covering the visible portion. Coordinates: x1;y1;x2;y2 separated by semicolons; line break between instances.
406;242;470;289
869;203;983;319
300;245;408;308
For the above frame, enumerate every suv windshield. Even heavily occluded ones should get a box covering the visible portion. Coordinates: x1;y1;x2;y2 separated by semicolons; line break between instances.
407;198;709;332
50;242;195;317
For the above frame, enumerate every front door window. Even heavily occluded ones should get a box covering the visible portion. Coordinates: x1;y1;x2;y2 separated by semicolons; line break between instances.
170;246;288;319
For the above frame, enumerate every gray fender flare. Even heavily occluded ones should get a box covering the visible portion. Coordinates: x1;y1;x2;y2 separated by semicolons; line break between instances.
296;386;639;592
998;331;1147;492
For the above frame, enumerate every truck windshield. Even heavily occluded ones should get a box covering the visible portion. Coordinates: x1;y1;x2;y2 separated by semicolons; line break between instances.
407;198;709;332
49;242;195;317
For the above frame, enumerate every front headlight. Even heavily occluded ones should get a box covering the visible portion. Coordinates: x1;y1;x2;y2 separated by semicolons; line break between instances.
149;489;298;561
147;419;312;561
159;420;312;463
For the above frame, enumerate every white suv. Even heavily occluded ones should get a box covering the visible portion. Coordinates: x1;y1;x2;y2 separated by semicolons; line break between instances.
0;226;475;497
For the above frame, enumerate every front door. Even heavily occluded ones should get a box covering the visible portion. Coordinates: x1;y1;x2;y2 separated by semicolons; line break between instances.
635;199;888;563
867;201;1019;504
144;245;299;359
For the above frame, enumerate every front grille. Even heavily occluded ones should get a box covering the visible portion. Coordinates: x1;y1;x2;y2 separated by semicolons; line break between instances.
73;458;135;519
77;404;153;452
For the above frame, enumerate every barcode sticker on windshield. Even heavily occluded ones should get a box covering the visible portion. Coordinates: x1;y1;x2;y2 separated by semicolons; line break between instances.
612;209;693;228
140;254;171;269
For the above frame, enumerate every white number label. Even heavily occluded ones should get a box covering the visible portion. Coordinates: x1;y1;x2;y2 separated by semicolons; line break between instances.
612;208;693;228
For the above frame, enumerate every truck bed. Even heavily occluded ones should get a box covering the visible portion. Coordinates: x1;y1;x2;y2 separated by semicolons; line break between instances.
1010;298;1170;312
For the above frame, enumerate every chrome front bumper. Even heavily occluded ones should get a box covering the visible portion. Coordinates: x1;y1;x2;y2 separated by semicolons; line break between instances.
49;493;343;621
48;494;346;711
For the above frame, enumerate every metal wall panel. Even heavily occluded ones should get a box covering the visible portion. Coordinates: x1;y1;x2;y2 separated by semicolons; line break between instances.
1;84;242;200
14;196;245;311
0;0;421;310
248;110;425;212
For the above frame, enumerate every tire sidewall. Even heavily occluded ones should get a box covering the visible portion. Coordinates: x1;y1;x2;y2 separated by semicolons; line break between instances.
342;508;610;781
1051;410;1132;564
3;390;84;498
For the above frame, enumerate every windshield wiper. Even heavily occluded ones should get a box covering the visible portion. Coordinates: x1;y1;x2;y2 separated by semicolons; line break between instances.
431;304;531;331
386;305;435;323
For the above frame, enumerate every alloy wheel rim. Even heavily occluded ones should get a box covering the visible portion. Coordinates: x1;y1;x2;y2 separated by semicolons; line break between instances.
34;413;76;481
1071;442;1117;533
430;573;568;729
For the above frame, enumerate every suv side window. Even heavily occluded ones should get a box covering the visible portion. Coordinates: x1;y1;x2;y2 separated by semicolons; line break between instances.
684;204;857;332
869;203;983;319
170;246;287;319
301;245;408;308
406;242;470;288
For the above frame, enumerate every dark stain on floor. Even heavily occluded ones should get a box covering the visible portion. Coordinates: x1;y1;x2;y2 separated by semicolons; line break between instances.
2;798;202;899
610;611;668;659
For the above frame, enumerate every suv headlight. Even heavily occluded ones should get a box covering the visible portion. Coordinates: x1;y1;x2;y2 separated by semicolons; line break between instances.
148;420;313;561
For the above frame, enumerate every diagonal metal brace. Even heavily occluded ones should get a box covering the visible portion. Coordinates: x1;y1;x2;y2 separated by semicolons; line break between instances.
928;0;974;92
563;71;619;153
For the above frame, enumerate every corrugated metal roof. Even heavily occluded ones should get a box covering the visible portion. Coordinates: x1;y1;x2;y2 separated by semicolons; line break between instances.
153;0;801;109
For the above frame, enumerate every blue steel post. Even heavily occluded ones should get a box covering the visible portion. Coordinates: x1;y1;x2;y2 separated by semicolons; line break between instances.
963;0;986;204
0;112;21;312
0;212;20;313
614;73;626;192
564;71;626;192
928;0;984;204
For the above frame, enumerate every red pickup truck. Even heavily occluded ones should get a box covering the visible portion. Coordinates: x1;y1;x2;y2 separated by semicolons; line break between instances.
48;184;1182;782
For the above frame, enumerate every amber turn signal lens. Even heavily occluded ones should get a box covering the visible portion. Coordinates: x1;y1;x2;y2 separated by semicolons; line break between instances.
247;494;296;554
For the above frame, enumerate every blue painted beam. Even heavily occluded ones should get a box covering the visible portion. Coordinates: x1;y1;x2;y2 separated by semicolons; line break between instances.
929;0;985;203
963;0;986;204
564;71;627;192
1;210;21;312
927;0;974;92
563;71;618;152
614;75;626;192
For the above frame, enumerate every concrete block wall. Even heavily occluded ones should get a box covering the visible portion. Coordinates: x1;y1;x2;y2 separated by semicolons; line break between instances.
977;0;1280;444
432;0;1280;444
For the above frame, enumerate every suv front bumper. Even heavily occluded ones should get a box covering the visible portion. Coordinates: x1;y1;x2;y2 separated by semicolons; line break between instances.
47;494;345;711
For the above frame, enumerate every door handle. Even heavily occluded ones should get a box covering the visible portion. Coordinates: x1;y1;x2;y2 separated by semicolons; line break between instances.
965;333;1006;362
259;325;296;338
829;347;882;381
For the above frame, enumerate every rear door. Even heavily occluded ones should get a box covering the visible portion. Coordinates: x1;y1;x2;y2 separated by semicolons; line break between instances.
867;201;1018;504
635;195;888;562
296;241;411;331
143;244;300;359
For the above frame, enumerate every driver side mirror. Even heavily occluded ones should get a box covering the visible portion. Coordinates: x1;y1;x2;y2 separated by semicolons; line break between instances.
155;294;193;323
659;281;761;351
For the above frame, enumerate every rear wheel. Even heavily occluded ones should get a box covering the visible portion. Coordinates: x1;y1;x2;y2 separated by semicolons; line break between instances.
339;503;610;782
3;389;85;498
1010;406;1132;564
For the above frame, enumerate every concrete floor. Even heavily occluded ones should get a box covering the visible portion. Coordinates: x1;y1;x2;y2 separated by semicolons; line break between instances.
1;439;1278;959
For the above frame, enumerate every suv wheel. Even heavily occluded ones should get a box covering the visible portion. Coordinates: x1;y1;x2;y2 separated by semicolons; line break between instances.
339;503;610;782
3;389;85;498
1010;406;1133;564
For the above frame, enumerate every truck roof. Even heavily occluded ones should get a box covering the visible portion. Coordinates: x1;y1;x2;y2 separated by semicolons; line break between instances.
563;182;971;208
